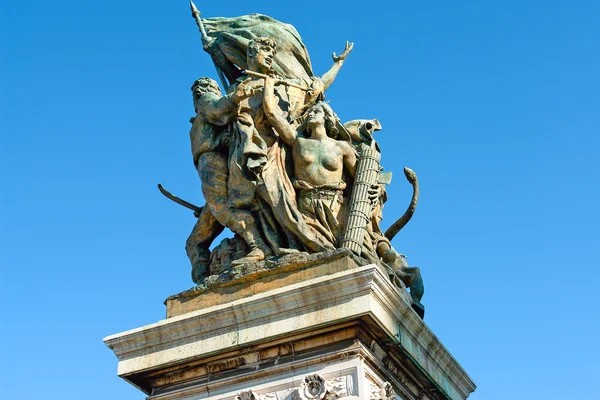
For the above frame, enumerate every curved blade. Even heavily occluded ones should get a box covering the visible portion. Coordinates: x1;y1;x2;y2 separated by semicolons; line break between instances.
158;184;203;214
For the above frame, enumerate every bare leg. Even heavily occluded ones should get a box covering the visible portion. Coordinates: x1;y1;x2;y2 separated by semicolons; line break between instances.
198;151;272;262
186;205;224;284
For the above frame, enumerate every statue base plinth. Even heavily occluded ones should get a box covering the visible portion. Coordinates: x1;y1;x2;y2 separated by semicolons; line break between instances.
104;255;475;399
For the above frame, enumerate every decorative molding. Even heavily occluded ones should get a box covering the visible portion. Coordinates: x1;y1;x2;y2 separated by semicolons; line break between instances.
328;375;354;398
105;264;475;399
370;381;396;400
261;373;353;400
262;388;295;400
236;390;262;400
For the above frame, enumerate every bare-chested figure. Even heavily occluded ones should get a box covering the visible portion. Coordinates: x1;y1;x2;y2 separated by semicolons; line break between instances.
218;36;356;254
263;76;356;246
186;77;271;283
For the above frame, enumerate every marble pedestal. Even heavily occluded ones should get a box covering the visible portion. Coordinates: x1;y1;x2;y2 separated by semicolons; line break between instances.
104;253;475;400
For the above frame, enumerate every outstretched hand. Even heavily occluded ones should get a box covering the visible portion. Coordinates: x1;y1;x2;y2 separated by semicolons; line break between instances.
332;41;354;62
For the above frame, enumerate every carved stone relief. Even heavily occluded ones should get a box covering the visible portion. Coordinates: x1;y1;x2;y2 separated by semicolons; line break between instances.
368;378;397;400
236;389;262;400
257;373;354;400
297;374;329;400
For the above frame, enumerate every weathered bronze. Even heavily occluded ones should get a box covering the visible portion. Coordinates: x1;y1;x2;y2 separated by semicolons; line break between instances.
160;8;426;318
158;184;203;215
242;69;310;92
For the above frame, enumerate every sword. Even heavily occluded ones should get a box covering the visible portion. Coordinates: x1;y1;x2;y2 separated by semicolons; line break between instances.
158;184;203;216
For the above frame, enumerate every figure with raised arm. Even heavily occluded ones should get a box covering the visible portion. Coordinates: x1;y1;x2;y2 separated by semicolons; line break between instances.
262;76;357;247
211;36;353;255
185;77;271;283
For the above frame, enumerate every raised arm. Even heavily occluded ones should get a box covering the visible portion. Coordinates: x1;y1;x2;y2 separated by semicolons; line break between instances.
262;76;298;146
319;41;354;92
198;92;236;126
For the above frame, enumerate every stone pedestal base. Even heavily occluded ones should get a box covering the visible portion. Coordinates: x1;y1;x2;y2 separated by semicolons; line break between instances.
104;255;475;399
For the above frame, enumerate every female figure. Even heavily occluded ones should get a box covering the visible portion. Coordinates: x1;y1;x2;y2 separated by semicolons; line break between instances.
263;76;356;246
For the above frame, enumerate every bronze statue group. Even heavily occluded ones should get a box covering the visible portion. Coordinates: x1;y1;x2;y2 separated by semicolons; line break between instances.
177;12;425;318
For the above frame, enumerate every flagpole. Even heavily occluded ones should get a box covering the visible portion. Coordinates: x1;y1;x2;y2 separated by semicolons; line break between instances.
189;0;229;91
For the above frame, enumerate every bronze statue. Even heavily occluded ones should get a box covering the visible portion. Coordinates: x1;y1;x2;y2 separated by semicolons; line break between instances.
263;76;356;249
160;4;426;318
185;77;272;283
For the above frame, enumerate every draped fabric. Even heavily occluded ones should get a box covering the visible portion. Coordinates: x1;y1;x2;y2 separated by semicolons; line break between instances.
255;140;338;254
194;15;396;266
203;14;314;84
293;180;347;247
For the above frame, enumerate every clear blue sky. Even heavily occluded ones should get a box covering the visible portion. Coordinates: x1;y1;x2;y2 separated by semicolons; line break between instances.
1;1;599;399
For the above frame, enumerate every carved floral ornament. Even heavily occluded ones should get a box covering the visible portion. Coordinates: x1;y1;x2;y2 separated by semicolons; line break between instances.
297;374;330;400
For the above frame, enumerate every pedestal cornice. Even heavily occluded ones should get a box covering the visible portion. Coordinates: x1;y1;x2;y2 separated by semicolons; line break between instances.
104;260;475;399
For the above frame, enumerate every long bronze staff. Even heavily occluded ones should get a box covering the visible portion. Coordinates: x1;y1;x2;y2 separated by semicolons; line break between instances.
189;0;229;90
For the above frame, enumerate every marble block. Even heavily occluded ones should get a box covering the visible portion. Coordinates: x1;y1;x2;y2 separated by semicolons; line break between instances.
104;256;475;399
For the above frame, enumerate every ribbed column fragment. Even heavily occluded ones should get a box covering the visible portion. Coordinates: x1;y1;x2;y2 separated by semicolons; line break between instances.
341;143;380;255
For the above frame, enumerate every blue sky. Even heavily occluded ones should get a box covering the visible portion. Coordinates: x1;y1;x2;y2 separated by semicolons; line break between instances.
1;1;599;399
